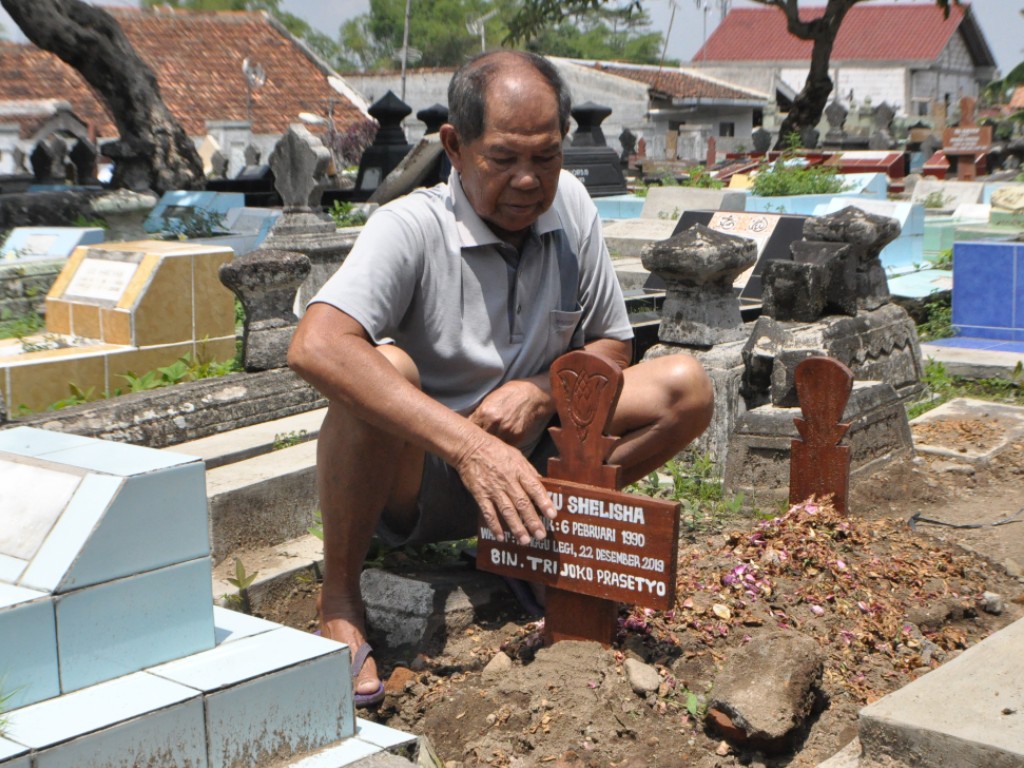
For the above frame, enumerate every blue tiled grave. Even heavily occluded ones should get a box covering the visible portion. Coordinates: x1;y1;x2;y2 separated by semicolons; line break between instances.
952;241;1024;341
0;427;213;705
0;429;414;767
143;190;246;236
1;227;104;263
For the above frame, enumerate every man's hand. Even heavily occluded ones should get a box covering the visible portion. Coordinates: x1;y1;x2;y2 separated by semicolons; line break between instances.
468;378;554;449
453;429;557;545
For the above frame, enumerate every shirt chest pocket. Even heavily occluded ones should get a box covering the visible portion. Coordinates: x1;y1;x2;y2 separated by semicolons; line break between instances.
547;307;584;364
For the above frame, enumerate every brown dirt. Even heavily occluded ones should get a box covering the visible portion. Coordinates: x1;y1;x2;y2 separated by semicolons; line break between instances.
256;412;1024;768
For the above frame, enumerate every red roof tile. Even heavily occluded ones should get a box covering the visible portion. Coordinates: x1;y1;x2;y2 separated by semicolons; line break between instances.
0;7;368;141
694;3;978;64
1010;85;1024;110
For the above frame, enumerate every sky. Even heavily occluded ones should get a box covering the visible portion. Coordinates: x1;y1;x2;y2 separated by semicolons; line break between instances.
0;1;1021;76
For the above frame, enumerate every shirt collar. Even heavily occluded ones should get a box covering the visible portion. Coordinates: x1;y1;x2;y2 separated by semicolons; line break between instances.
449;169;562;249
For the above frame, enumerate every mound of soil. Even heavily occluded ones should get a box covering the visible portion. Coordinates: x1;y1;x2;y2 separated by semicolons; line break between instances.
256;420;1024;768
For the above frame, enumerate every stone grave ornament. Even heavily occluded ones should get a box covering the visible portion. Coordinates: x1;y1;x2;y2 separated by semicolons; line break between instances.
476;350;681;646
269;124;331;212
416;103;449;135
789;356;854;515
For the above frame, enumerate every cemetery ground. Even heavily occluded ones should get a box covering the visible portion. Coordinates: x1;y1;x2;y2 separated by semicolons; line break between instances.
251;394;1024;768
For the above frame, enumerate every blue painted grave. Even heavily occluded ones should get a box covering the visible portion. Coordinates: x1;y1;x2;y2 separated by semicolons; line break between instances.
1;227;104;263
952;241;1024;341
143;190;245;236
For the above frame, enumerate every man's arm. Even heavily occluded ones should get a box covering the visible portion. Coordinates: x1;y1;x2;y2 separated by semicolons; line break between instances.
288;303;557;544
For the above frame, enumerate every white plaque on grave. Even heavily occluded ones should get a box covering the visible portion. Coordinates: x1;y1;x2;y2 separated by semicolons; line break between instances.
22;234;57;257
709;212;780;290
64;258;140;303
709;211;779;257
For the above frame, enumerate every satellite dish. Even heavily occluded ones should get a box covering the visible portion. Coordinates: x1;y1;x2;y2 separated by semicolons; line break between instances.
242;58;266;89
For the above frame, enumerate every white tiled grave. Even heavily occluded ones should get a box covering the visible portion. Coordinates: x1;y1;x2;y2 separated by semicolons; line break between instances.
0;428;416;767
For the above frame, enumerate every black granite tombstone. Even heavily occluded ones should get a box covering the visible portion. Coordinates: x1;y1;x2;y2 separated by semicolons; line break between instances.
562;101;626;197
417;103;449;135
355;91;413;199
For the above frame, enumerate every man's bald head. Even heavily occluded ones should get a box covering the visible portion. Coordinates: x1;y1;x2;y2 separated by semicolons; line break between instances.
447;50;571;144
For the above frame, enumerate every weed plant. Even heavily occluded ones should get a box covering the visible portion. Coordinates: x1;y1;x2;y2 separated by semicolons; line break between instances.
916;294;954;342
908;358;1024;419
328;200;368;228
0;309;44;341
628;451;776;534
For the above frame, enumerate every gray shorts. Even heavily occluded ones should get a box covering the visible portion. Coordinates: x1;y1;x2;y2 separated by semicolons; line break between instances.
376;431;558;547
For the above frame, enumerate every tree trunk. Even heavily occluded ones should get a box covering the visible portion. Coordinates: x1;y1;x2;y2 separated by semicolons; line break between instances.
1;0;204;194
771;0;861;150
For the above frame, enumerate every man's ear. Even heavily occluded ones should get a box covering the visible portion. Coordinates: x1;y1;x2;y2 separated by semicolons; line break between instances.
439;124;463;172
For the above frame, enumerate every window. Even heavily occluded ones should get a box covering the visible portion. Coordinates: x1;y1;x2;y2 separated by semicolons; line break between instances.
719;122;735;138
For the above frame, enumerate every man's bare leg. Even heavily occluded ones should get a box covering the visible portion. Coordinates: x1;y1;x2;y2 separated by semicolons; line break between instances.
608;353;715;485
317;346;424;698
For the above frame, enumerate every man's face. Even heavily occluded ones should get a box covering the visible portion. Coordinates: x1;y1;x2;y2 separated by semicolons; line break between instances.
443;71;564;240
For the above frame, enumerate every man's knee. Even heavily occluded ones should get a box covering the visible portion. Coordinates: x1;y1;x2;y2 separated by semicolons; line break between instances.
377;344;421;388
644;354;714;431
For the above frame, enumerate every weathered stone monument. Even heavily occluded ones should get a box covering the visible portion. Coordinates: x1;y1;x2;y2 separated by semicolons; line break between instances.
220;249;310;371
257;125;359;310
640;206;919;504
724;207;919;501
476;350;680;646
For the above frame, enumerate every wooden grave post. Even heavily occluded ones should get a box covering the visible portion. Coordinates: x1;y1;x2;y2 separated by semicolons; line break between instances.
789;356;854;514
476;350;681;646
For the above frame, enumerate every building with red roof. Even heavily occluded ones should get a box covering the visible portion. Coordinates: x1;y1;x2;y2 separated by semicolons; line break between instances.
0;6;370;177
691;3;996;121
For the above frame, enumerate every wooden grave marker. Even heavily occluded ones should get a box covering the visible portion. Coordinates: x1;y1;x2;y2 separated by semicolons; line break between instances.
476;350;680;646
789;356;854;514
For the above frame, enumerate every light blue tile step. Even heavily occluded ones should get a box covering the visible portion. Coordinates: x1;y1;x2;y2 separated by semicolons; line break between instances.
150;625;355;768
0;585;59;709
56;557;215;693
0;738;28;768
1;672;205;768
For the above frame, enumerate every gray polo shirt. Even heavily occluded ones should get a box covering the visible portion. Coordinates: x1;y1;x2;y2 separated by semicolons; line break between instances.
311;169;632;416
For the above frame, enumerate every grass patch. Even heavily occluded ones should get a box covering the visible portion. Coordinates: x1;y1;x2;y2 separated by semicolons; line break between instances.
628;451;781;534
908;358;1024;420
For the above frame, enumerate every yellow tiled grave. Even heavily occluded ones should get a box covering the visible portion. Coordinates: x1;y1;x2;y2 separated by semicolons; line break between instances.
3;241;235;413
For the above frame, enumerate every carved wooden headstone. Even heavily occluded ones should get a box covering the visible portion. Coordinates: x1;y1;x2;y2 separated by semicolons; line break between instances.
789;356;854;514
477;351;680;646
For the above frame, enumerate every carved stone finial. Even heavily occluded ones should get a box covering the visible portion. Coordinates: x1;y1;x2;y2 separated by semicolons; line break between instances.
219;249;311;371
802;207;900;310
269;125;331;212
642;223;757;347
